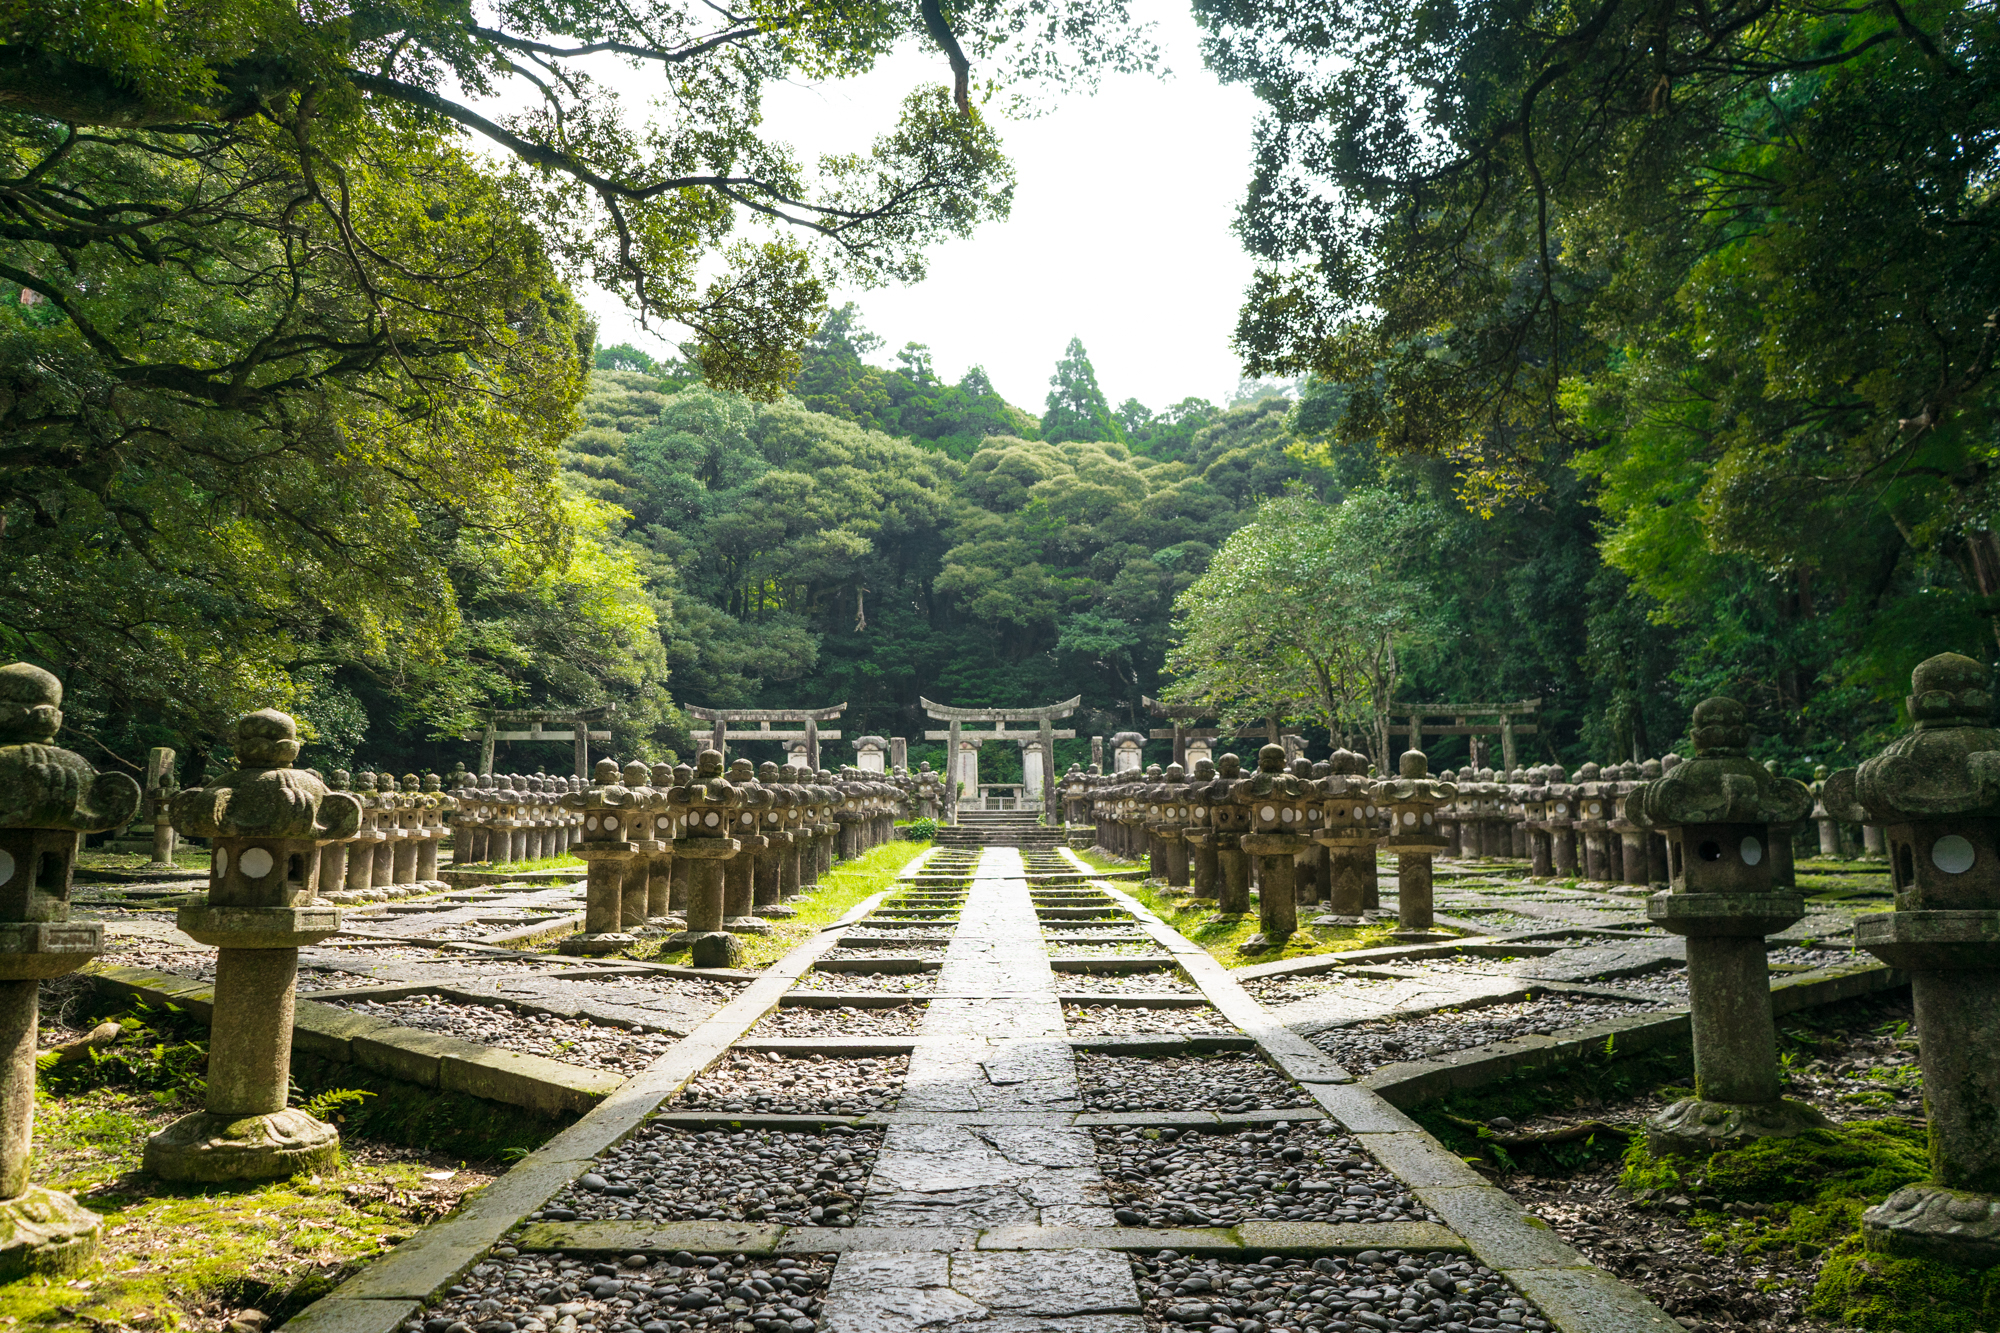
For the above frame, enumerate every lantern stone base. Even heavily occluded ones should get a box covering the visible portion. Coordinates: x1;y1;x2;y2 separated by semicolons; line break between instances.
0;922;103;980
723;916;773;935
690;931;745;968
754;904;797;918
144;1106;341;1182
1864;1183;2000;1266
1647;891;1806;938
1645;1096;1829;1156
176;905;342;950
0;1185;101;1279
558;931;636;956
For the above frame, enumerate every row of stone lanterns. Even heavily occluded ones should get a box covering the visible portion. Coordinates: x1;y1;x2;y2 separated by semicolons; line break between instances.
1071;745;1459;950
1607;656;2000;1269
448;772;584;865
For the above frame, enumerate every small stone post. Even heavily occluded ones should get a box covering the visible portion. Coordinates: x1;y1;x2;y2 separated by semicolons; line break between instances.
618;761;656;930
143;746;178;868
644;763;679;925
1625;697;1820;1155
1180;759;1221;902
0;663;140;1271
1822;653;2000;1265
1810;765;1844;859
557;759;640;956
1377;750;1457;939
752;761;795;918
149;709;359;1181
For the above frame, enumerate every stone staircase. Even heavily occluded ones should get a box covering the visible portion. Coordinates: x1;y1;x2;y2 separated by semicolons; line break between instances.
933;810;1067;848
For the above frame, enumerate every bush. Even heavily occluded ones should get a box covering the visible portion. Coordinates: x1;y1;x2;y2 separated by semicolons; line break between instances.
904;818;937;841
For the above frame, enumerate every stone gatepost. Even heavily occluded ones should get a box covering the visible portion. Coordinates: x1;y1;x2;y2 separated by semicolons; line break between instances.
1314;749;1377;918
1204;756;1252;915
0;663;140;1271
143;746;179;869
1235;744;1313;952
1625;697;1821;1155
557;759;639;956
150;709;358;1181
1180;760;1222;902
618;761;657;931
1377;750;1457;939
753;762;794;919
644;763;680;925
1817;654;2000;1264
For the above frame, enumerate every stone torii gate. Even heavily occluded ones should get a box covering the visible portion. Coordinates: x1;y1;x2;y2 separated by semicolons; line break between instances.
920;696;1079;825
1141;697;1301;768
685;704;845;771
471;706;615;777
1386;698;1541;771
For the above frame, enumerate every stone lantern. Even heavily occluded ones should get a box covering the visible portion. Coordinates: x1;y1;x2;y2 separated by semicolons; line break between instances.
0;663;140;1269
1198;755;1251;914
1819;653;2000;1264
618;761;657;931
1376;750;1457;938
719;759;773;934
1312;749;1376;919
1148;764;1193;890
1572;763;1613;881
914;762;943;820
643;763;680;926
1536;765;1581;878
672;752;744;963
1233;744;1315;952
143;747;179;869
1624;697;1819;1154
557;759;640;956
1178;759;1221;902
149;708;360;1181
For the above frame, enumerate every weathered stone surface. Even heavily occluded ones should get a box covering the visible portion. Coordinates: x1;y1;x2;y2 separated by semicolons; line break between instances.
141;1106;341;1182
1865;1183;2000;1266
0;1184;102;1280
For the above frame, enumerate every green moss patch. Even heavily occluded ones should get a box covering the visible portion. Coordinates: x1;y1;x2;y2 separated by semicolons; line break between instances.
1618;1119;2000;1332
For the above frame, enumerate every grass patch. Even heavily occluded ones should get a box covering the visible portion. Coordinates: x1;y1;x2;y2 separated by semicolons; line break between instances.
22;998;509;1331
1073;849;1406;968
452;853;585;873
640;840;931;969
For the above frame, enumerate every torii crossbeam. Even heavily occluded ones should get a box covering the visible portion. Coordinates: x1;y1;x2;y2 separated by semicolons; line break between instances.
919;696;1080;825
685;704;847;771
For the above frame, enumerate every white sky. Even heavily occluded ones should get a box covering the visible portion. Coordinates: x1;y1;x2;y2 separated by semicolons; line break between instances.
575;9;1268;415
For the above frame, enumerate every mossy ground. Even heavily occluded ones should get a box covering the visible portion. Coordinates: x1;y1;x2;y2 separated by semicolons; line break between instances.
1617;1122;2000;1332
75;849;210;873
18;998;513;1331
637;839;931;969
1071;848;1410;968
452;853;585;873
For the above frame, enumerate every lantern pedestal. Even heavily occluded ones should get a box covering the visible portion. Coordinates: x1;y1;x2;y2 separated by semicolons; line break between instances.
559;843;638;955
667;837;740;947
1239;832;1305;951
1645;890;1826;1154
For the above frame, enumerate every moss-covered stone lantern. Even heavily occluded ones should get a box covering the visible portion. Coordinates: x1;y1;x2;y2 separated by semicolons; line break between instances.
670;751;744;965
557;759;641;956
1313;749;1378;919
1624;697;1820;1154
150;708;360;1181
0;664;140;1270
1821;652;2000;1264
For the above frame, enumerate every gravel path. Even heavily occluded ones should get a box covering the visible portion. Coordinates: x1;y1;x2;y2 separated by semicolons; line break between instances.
319;996;673;1072
747;1004;928;1038
1098;1122;1439;1227
1076;1052;1314;1113
538;1124;882;1228
1047;942;1169;959
1574;965;1689;1002
420;1247;834;1333
821;944;949;958
1054;970;1197;996
793;969;937;995
1307;994;1667;1074
670;1052;906;1114
1063;1004;1241;1037
1133;1249;1551;1333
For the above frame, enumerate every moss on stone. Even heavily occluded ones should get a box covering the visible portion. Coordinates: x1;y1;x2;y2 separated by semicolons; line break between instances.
1619;1118;2000;1330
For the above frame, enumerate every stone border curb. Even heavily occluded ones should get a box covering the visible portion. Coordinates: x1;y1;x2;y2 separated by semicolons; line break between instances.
85;964;625;1116
1070;852;1684;1333
280;850;936;1333
509;1218;1468;1256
